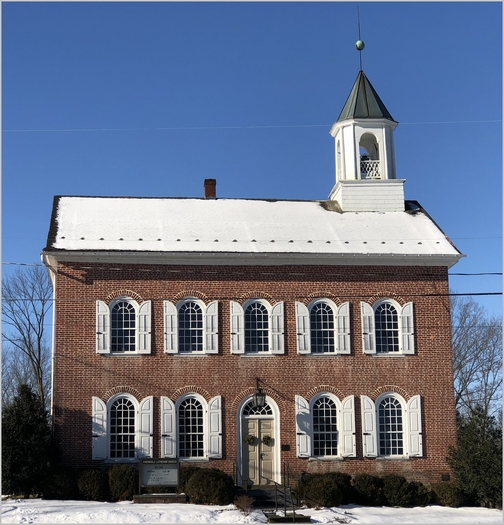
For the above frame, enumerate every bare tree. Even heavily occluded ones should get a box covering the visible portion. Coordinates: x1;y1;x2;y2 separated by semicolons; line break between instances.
2;266;52;411
451;295;502;421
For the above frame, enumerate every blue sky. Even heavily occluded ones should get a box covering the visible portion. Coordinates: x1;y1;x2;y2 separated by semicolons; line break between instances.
2;2;502;317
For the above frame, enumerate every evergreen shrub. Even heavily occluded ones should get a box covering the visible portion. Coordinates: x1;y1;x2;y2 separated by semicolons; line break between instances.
381;474;416;507
298;473;343;508
351;473;383;506
178;465;202;493
184;468;234;505
447;408;502;508
1;384;53;498
430;482;465;508
108;464;138;501
77;468;109;501
42;466;78;500
409;481;431;507
324;472;353;504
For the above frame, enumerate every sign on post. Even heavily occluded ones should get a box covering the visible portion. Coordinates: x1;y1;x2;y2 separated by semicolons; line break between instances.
139;458;179;489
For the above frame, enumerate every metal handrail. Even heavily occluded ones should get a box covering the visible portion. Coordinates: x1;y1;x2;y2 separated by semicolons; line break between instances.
233;462;251;492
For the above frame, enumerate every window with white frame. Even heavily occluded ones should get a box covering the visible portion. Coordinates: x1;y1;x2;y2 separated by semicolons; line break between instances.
295;394;356;459
164;298;218;354
96;298;151;355
91;394;153;461
110;397;136;459
295;300;350;354
160;395;222;460
178;397;204;458
230;299;284;354
360;299;414;355
361;393;423;458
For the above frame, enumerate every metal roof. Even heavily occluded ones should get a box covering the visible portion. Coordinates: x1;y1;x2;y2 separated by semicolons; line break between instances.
337;70;395;122
42;196;463;268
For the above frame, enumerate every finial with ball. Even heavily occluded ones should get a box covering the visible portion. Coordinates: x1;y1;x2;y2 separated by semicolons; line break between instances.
356;39;365;70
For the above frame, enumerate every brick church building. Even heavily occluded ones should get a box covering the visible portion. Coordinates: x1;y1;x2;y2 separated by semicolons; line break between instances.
42;69;463;485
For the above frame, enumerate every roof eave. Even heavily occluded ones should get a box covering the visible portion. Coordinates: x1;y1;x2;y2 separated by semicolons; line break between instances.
41;249;465;269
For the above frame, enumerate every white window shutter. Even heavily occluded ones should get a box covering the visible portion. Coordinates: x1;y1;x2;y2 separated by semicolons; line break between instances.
407;395;423;457
336;302;351;354
92;397;108;460
401;302;415;354
208;395;222;458
295;302;310;354
137;300;152;354
161;396;177;458
164;300;178;354
138;396;153;458
270;302;285;354
230;301;245;354
361;302;376;354
295;395;311;458
96;300;110;354
361;395;377;457
205;301;219;354
340;395;356;457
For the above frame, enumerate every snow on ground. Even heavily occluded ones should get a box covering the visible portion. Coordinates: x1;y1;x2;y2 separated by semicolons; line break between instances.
1;499;502;524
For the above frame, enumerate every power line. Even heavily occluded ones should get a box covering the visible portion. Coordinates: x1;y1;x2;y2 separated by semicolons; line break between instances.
2;120;501;133
2;261;502;277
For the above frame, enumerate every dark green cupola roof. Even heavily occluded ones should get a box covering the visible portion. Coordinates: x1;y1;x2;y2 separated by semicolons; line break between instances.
337;70;395;122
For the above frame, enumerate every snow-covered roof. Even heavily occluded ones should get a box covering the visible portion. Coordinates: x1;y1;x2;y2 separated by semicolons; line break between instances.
43;196;463;267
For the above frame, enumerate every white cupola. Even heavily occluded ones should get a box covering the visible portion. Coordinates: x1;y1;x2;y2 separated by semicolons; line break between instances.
328;70;405;212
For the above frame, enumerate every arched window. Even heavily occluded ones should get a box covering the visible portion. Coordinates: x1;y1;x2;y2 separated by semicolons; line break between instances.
360;299;415;355
361;393;423;458
295;394;356;458
245;301;269;353
163;298;218;354
110;397;136;459
242;400;273;417
295;300;350;355
230;299;285;355
375;302;399;353
378;395;403;456
160;395;222;459
312;396;338;456
96;297;152;355
310;302;335;353
178;301;204;353
91;394;153;461
178;397;205;458
111;301;136;353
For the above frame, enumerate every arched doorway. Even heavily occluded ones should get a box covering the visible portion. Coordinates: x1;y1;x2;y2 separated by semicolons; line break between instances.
237;397;280;486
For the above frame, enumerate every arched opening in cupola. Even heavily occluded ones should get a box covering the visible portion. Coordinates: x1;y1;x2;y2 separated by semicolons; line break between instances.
359;133;381;179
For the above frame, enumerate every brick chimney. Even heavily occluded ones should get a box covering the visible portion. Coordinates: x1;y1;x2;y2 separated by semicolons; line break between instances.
204;179;216;199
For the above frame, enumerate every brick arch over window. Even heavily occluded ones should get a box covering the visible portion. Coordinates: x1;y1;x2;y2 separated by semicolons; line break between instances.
102;386;143;402
238;291;275;303
172;290;209;301
304;385;346;401
370;385;411;401
302;293;345;306
105;290;144;303
364;293;407;307
172;385;211;402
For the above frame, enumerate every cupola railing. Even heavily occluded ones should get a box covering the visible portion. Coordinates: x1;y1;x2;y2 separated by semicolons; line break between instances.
360;158;381;179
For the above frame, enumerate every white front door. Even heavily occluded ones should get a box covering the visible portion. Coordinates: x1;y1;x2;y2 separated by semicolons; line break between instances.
243;418;275;485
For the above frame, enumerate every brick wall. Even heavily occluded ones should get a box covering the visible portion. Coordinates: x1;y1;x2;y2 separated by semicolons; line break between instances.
52;261;456;484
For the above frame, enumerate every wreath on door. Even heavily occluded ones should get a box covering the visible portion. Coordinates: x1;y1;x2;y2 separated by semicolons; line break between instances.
244;434;256;446
262;435;273;446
